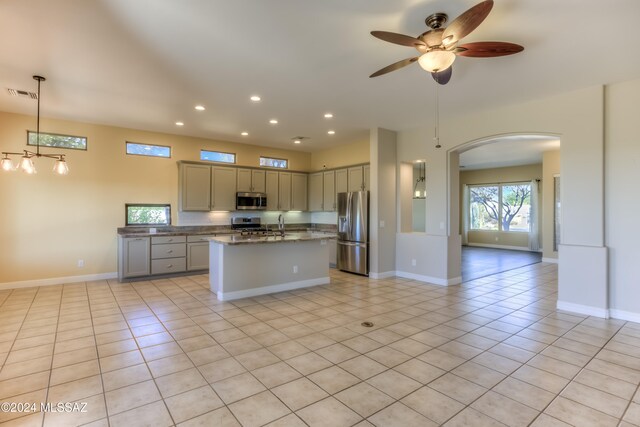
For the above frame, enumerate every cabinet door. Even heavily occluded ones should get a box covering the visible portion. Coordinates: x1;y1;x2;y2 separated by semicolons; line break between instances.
180;164;211;211
265;171;279;211
308;172;323;211
187;242;209;271
278;172;292;211
348;166;364;192
335;169;348;197
323;171;336;211
291;173;308;211
121;237;150;278
363;165;370;191
251;170;266;193
211;166;237;211
236;168;252;192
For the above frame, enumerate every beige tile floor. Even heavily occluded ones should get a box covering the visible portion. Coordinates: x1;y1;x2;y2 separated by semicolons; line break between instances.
0;263;639;427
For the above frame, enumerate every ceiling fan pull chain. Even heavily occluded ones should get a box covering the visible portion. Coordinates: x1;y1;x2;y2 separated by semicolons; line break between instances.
434;80;441;149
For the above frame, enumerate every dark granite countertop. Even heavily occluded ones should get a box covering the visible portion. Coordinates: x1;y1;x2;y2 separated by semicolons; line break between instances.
117;223;336;238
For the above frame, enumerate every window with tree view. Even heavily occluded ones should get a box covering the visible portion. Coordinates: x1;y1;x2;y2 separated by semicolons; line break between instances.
126;204;171;226
28;131;87;150
470;183;531;232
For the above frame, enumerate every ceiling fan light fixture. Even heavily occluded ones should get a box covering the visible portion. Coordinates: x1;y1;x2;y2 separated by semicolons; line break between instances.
418;49;456;73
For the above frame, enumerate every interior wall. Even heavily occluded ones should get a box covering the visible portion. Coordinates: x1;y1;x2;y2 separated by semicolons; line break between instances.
459;163;542;250
542;150;560;261
605;78;640;319
309;139;369;171
397;85;607;316
370;128;397;276
0;111;312;284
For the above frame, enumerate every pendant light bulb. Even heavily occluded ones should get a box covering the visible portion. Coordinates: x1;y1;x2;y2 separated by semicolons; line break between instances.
20;155;36;174
1;155;15;171
53;158;69;175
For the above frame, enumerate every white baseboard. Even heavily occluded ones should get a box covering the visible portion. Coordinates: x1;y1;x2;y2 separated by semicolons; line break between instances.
542;257;559;264
467;243;538;252
217;277;330;301
609;309;640;323
0;272;118;291
557;300;609;319
394;271;461;286
369;271;396;279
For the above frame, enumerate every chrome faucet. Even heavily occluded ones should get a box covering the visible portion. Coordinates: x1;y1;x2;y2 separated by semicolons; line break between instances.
277;214;285;236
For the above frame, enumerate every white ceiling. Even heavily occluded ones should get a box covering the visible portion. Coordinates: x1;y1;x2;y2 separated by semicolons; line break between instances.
1;0;639;152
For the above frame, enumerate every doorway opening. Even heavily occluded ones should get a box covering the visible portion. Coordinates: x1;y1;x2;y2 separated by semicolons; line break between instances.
451;134;560;282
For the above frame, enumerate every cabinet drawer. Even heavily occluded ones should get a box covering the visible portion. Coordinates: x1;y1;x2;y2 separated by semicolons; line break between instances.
187;235;215;243
151;258;186;275
151;235;186;245
151;243;186;259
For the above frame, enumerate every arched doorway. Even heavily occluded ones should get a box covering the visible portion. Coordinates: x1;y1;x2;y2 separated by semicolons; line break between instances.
448;133;560;282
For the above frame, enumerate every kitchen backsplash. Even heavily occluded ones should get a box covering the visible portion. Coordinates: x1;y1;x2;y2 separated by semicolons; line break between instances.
177;211;310;226
177;210;338;226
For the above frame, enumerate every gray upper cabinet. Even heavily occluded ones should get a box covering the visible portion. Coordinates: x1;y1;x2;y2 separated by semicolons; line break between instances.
237;168;266;192
179;164;211;211
265;171;279;211
336;168;348;196
363;165;370;191
211;166;237;211
278;172;292;211
291;173;308;211
308;172;323;211
348;166;364;192
323;171;336;211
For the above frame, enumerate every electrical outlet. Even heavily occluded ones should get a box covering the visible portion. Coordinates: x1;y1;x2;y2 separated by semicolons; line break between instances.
439;222;445;230
77;259;84;268
380;220;385;228
293;265;298;274
411;259;416;267
495;237;499;242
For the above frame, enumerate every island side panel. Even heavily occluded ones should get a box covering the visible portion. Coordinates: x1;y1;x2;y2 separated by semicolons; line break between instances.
209;241;225;295
211;240;330;300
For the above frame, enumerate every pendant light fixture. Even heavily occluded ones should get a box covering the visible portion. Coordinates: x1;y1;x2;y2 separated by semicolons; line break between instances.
1;75;69;175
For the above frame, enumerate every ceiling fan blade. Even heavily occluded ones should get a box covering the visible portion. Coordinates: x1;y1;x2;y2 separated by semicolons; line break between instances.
371;31;425;48
369;57;419;78
442;0;493;46
456;41;524;57
432;67;452;85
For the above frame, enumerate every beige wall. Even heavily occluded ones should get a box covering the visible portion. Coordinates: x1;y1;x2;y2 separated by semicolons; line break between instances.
397;85;607;314
310;139;369;171
460;163;542;250
542;150;560;260
0;111;312;284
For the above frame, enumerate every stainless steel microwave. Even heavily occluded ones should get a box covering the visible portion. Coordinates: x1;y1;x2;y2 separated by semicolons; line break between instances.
236;192;267;210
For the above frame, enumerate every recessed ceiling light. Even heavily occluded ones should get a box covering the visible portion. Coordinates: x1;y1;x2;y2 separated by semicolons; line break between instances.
327;130;335;135
250;95;261;102
241;132;249;136
175;121;184;126
269;119;278;124
324;113;333;118
194;105;205;111
293;140;301;144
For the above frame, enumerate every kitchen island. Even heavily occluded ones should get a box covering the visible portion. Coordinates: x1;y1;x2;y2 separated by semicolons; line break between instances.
209;232;335;301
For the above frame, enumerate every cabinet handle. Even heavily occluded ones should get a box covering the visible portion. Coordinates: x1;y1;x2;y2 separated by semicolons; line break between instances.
134;238;143;241
167;239;173;242
167;250;173;253
167;264;173;268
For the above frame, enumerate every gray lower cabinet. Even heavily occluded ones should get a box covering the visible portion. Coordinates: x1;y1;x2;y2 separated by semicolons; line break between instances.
187;235;214;270
118;237;151;278
151;236;186;275
118;234;214;281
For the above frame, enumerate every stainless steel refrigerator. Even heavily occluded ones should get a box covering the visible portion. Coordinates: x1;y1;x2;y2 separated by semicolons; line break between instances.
337;191;369;275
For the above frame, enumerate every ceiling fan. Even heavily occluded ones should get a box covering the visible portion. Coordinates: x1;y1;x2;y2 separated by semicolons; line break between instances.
369;0;523;84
